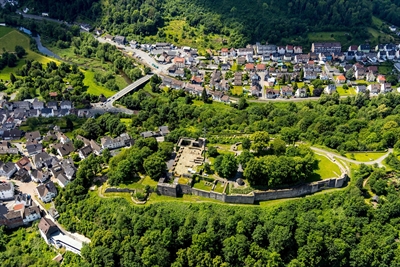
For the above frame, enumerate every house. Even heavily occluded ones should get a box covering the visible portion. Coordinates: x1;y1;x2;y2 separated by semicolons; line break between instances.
221;63;230;71
32;99;44;110
245;53;254;63
355;51;365;61
140;131;159;138
57;173;70;188
295;88;307;98
221;95;230;103
159;126;170;136
78;145;92;159
0;162;16;179
236;48;253;56
59;159;76;180
1;210;23;229
55;143;74;157
336;75;346;84
27;143;43;156
304;71;318;80
0;182;14;200
237;57;246;65
311;42;341;53
355;85;367;94
255;43;276;54
283;54;292;61
47;102;58;110
56;132;70;144
173;57;185;68
245;63;255;72
101;133;132;150
13;101;30;110
36;181;57;203
324;84;337;94
358;44;370;53
266;89;280;99
375;44;385;52
30;169;50;183
377;75;386;84
60;100;72;110
355;68;366;80
210;91;223;101
256;64;266;72
234;72;242;86
41;108;54;117
38;217;59;244
366;72;376;82
3;129;23;140
23;206;41;224
293;46;303;54
90;140;102;155
191;75;203;85
367;84;381;94
25;131;41;142
271;53;281;61
95;28;103;36
295;54;309;63
33;152;54;169
220;48;229;56
114;35;126;45
385;43;396;51
14;168;30;182
280;86;293;97
386;50;396;60
276;46;285;55
381;83;392;93
14;193;32;207
285;45;294;54
345;51;355;61
16;156;32;171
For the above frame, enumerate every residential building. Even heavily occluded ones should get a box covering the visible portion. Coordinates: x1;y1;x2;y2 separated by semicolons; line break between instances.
295;88;307;98
25;131;41;142
27;143;43;156
57;173;70;188
55;143;74;157
0;162;16;179
78;145;93;159
36;181;57;203
336;75;346;84
114;35;126;45
0;182;14;200
355;85;367;94
30;169;50;183
324;84;337;94
38;217;59;244
14;168;30;182
32;99;44;110
381;83;392;93
16;156;31;171
60;101;72;110
23;206;41;224
367;84;381;94
100;133;132;150
33;152;54;169
311;42;341;53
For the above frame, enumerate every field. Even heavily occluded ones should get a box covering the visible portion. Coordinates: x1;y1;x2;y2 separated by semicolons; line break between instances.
0;28;58;80
141;20;229;55
336;86;356;96
83;70;116;97
312;154;341;180
345;152;387;162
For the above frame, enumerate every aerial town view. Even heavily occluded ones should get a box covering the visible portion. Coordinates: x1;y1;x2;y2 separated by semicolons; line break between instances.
1;0;400;266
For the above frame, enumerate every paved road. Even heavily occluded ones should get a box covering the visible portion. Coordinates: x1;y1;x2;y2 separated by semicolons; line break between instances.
311;147;393;168
96;37;172;75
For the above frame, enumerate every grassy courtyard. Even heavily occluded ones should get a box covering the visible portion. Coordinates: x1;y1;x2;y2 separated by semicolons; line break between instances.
345;152;387;162
312;154;341;180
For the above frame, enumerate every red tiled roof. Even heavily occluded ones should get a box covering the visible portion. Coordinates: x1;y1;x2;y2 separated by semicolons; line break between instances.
337;75;346;80
221;48;229;52
49;92;58;97
245;63;255;70
14;203;24;211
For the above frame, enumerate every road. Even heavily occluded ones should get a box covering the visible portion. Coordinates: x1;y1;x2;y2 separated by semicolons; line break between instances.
310;147;393;168
17;12;72;26
95;36;172;75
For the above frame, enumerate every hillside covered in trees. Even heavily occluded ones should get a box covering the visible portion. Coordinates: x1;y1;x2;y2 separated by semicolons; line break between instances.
14;0;400;46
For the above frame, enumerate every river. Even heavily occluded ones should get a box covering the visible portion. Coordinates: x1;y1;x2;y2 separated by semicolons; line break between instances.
18;27;61;60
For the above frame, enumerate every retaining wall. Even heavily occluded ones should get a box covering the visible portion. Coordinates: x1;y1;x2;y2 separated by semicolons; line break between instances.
157;174;348;204
104;188;135;193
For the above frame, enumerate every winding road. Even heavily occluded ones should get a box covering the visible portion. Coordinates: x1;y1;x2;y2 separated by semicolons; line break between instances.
311;147;393;168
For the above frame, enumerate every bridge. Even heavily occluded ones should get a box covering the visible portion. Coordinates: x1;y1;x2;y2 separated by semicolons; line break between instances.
105;74;153;108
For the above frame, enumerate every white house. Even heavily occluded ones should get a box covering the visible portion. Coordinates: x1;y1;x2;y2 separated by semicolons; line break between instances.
295;88;307;98
36;181;57;203
324;84;336;95
355;85;367;94
23;206;41;224
0;162;16;179
0;182;14;200
100;133;132;150
367;84;381;94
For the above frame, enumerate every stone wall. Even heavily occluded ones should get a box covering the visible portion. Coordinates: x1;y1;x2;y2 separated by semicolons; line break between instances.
157;183;178;197
157;174;348;204
104;188;135;193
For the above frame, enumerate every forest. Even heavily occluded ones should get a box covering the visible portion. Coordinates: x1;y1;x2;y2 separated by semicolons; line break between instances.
11;0;400;47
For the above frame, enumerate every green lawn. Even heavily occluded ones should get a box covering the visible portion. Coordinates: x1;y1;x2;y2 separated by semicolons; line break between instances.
345;152;387;162
312;154;341;180
193;180;213;191
0;29;58;81
231;86;243;96
0;26;13;38
213;181;225;193
120;118;132;129
336;86;356;96
84;70;116;97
